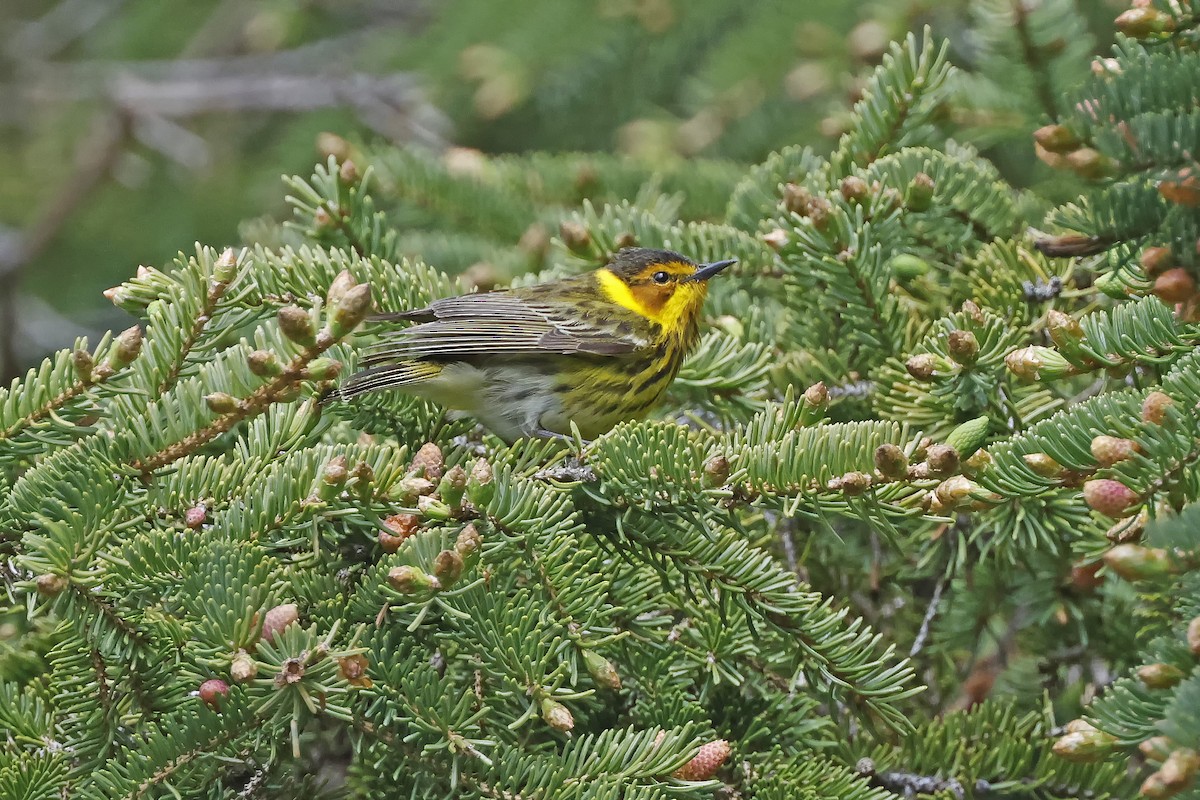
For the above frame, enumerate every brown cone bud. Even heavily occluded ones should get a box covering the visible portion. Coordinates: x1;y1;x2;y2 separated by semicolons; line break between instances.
1142;737;1176;764
199;679;229;709
455;523;482;558
1046;310;1085;350
433;549;464;588
947;330;979;366
1005;346;1072;381
703;455;730;488
1084;479;1139;519
829;471;872;495
782;182;813;215
1023;453;1064;478
411;442;445;481
1141;247;1175;276
381;514;420;551
1115;7;1177;38
261;603;299;642
205;393;239;415
1066;147;1114;180
108;326;144;370
325;270;357;309
1150;749;1200;797
803;381;828;409
1090;435;1138;467
925;444;960;477
1143;392;1175;424
73;349;94;383
559;220;592;253
338;653;372;688
322;456;349;494
1103;544;1174;580
906;354;939;380
839;175;869;202
247;350;281;377
935;476;978;509
388;565;439;595
278;306;316;347
1154;269;1197;304
230;651;258;683
1180;616;1200;659
874;444;908;480
1033;124;1080;154
35;573;67;596
540;696;574;731
1138;663;1185;689
673;739;732;780
338;159;359;184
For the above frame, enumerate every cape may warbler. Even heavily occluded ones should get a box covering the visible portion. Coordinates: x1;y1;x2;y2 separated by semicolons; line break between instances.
338;247;735;442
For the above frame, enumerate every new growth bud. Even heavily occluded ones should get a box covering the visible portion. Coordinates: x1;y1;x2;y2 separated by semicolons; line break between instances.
411;443;445;481
1052;726;1115;762
213;248;238;283
230;651;258;683
1084;479;1139;519
107;326;144;370
388;565;440;596
433;549;464;588
261;603;299;642
1103;544;1175;581
1142;392;1175;424
540;697;575;732
467;459;495;506
703;454;730;488
329;283;373;338
904;172;935;211
874;444;908;480
946;330;979;366
278;306;316;347
73;349;94;383
1090;435;1138;467
559;220;592;253
205;393;239;415
247;350;282;377
199;679;229;709
1138;663;1185;689
438;465;468;508
583;650;622;690
673;739;732;781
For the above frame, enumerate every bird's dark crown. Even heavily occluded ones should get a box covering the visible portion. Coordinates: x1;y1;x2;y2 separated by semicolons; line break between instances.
605;247;696;281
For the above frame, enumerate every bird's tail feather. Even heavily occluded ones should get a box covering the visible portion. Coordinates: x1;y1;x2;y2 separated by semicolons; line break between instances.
330;362;442;401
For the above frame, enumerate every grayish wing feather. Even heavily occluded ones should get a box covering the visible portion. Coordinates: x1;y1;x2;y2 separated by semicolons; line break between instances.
361;290;649;365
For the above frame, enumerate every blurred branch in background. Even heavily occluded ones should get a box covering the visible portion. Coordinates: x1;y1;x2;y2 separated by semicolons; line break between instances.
0;0;443;380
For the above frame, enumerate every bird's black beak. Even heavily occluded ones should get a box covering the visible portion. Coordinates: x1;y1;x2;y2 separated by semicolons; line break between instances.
688;258;737;282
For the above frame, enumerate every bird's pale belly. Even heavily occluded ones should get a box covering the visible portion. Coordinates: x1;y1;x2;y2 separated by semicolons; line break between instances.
407;359;652;442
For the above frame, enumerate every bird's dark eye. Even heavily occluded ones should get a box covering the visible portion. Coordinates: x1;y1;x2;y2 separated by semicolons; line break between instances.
652;271;670;284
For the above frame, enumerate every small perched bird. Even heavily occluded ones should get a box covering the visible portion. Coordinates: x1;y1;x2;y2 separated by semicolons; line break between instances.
338;247;735;442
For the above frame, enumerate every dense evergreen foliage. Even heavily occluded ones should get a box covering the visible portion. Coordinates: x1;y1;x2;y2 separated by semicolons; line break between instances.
3;1;1200;797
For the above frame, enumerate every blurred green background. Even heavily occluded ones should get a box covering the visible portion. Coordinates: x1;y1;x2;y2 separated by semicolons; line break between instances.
0;0;1122;379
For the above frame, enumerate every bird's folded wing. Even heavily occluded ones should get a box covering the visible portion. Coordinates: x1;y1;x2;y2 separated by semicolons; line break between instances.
361;291;649;365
